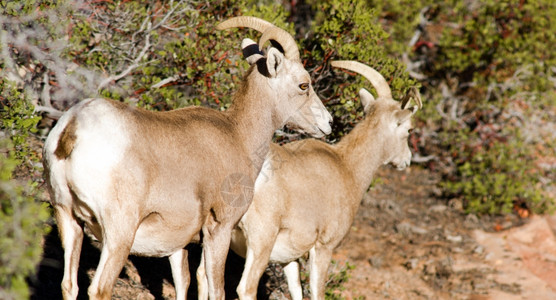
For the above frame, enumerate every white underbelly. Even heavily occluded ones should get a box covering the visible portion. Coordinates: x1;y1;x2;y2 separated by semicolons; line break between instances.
269;235;310;264
131;226;191;257
131;212;201;257
130;235;185;257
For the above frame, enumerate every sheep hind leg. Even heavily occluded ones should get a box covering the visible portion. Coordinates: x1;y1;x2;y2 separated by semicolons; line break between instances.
196;251;208;300
236;226;279;300
308;245;334;300
200;225;231;300
169;248;190;300
87;218;136;300
283;261;303;300
54;205;84;300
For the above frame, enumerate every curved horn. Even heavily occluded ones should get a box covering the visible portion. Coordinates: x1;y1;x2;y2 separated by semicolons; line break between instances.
216;16;274;33
258;27;300;61
217;16;300;62
331;60;392;99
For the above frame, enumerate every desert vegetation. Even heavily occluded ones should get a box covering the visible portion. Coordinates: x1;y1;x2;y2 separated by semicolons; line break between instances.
1;0;554;298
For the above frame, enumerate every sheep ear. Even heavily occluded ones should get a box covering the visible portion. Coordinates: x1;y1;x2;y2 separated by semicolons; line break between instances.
241;38;264;65
400;87;422;113
266;47;284;78
359;88;375;112
395;109;413;125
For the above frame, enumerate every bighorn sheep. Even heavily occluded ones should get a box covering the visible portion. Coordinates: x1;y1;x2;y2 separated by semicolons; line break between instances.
43;16;332;300
197;60;422;299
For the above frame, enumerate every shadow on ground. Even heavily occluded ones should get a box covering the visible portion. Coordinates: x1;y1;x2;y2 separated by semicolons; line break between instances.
30;225;271;299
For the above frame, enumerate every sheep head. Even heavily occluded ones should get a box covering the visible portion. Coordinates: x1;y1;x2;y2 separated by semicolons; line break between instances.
217;16;332;138
331;60;422;170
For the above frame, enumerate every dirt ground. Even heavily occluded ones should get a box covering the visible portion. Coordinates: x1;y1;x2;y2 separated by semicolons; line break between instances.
29;167;556;299
332;167;556;300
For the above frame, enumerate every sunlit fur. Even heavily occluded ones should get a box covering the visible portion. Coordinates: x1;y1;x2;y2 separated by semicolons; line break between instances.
43;35;331;300
198;62;421;300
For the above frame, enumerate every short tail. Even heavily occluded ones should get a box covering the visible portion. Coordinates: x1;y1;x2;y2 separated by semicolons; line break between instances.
53;116;78;160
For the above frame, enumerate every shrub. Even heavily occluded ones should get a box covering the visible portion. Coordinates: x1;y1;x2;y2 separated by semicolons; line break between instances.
367;0;556;214
292;0;419;143
0;81;42;176
0;80;50;300
442;132;546;214
63;0;292;112
325;260;359;299
61;0;420;143
431;0;555;214
287;258;360;299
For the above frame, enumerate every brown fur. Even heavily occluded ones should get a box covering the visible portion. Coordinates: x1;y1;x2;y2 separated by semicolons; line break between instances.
54;117;78;160
43;35;331;300
222;86;418;300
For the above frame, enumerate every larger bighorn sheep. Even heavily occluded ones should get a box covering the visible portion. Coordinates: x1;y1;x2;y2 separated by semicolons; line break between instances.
197;60;422;299
43;16;332;300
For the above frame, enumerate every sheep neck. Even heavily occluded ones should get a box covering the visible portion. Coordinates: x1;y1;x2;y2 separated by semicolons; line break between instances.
226;70;279;176
336;111;386;198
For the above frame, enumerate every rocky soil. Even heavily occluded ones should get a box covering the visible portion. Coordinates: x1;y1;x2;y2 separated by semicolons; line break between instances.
332;167;556;300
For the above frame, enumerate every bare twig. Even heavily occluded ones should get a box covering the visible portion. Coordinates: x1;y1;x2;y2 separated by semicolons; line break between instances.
152;75;179;89
402;6;430;80
97;31;152;91
35;105;63;119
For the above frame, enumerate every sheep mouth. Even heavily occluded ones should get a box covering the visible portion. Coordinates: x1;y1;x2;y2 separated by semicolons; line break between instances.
284;122;329;138
318;122;332;136
308;124;331;138
311;129;326;138
392;161;410;170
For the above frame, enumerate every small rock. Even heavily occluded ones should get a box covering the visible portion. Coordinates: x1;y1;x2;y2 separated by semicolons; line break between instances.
424;258;453;278
412;225;429;235
464;213;480;228
395;221;428;235
423;261;436;275
404;258;419;270
501;220;514;230
369;256;383;268
448;198;463;210
429;204;448;213
379;199;402;215
407;208;419;215
395;221;412;235
451;247;464;253
446;234;463;243
432;186;443;197
18;67;27;77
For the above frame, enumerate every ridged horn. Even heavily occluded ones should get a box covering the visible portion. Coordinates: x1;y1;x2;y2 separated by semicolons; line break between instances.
258;27;300;61
217;16;300;62
216;16;274;33
331;60;392;99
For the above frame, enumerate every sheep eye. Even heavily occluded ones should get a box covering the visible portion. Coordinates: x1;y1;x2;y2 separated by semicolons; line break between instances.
299;83;309;90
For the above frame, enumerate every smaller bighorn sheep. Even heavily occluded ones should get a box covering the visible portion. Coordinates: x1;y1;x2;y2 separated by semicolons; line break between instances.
43;16;331;300
198;60;422;299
